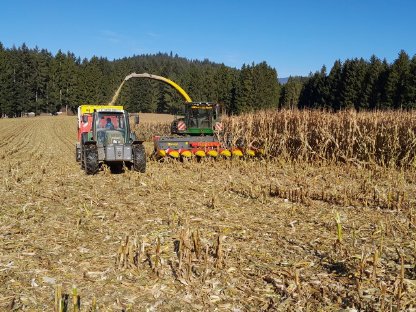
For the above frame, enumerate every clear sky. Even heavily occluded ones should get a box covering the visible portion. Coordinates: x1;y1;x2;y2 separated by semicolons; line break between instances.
1;0;415;77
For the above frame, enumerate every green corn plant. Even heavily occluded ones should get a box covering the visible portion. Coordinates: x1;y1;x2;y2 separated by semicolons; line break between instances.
91;297;97;312
54;284;62;312
72;285;80;312
334;211;343;243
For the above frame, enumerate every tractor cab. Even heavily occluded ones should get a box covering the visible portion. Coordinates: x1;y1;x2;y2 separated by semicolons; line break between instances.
172;102;222;136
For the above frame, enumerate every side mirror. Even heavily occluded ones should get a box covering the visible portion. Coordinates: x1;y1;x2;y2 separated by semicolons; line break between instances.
215;104;221;120
170;106;179;115
134;115;140;125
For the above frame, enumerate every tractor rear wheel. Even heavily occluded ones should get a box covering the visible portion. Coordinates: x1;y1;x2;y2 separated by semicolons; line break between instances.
84;145;99;175
133;144;146;173
76;146;81;162
80;149;85;170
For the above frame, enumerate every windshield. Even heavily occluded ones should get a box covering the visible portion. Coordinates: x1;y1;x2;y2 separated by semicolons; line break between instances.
95;112;128;145
187;107;212;128
97;112;126;130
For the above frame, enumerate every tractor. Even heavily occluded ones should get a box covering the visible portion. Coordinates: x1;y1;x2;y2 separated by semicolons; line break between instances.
76;105;146;174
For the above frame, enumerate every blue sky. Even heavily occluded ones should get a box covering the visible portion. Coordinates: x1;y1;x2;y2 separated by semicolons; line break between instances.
1;0;415;77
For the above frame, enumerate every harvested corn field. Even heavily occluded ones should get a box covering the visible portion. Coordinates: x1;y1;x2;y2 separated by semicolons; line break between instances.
0;115;415;311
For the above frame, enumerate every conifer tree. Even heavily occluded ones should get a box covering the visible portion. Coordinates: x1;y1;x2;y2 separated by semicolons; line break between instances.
235;64;255;113
405;56;416;108
327;60;342;110
279;76;304;109
386;50;410;109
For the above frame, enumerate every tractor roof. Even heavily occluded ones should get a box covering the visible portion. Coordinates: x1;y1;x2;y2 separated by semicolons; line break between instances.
96;108;125;113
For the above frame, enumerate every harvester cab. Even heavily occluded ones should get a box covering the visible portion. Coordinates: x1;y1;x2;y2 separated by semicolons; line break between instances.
76;105;146;174
171;102;222;136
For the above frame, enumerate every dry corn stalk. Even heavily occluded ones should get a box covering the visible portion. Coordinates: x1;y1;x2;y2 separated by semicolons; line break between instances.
220;109;416;168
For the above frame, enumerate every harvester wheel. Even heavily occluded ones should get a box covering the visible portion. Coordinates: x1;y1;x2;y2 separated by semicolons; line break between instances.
84;145;99;175
133;144;146;173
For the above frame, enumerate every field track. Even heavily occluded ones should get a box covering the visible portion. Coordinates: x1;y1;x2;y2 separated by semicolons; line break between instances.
0;116;415;311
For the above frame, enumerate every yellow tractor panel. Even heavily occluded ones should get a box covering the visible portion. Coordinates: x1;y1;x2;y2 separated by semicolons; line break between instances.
79;105;124;114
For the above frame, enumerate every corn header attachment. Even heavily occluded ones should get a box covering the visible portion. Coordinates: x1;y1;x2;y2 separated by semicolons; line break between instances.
153;101;262;160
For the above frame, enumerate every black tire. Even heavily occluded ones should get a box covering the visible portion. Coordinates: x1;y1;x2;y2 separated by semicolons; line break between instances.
76;146;81;162
133;144;146;173
170;120;178;134
80;146;85;169
84;145;99;175
125;162;133;170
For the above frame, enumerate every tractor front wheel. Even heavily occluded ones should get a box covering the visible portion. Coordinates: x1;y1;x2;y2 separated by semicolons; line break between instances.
133;144;146;173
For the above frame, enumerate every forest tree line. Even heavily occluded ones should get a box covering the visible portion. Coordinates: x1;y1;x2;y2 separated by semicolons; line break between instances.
0;42;279;117
281;50;416;110
1;42;415;117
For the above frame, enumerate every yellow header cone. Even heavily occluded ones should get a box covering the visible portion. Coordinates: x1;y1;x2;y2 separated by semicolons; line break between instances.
246;149;256;157
168;150;180;158
232;149;243;157
180;150;192;158
220;149;231;157
195;150;206;157
207;150;218;157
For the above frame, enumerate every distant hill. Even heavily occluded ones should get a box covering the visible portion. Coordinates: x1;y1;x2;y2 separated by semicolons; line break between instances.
278;77;289;84
279;77;308;84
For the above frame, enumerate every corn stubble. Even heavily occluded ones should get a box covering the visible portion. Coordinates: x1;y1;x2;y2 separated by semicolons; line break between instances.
0;113;415;311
